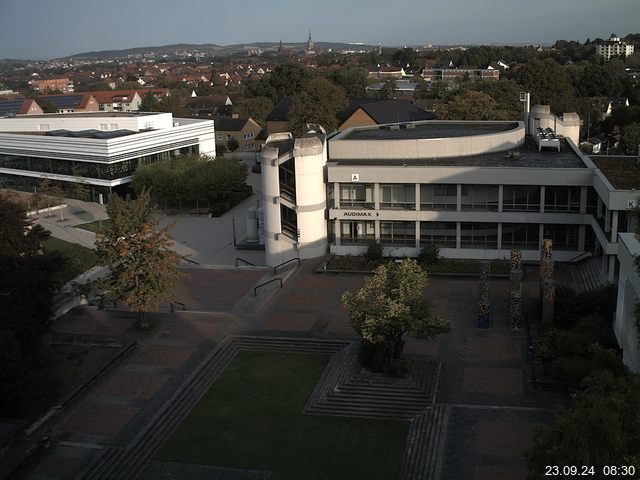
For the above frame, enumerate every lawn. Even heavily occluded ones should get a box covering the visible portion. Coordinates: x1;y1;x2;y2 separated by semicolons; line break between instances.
156;351;410;480
43;237;98;284
73;219;111;233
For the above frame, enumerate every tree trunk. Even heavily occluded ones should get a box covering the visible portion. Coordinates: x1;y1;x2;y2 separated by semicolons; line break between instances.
139;311;148;329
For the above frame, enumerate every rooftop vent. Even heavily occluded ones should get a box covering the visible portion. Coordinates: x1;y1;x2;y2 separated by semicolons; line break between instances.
405;123;416;130
390;124;400;131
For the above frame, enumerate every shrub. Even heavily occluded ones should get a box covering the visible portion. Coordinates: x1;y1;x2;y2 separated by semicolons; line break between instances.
418;244;440;266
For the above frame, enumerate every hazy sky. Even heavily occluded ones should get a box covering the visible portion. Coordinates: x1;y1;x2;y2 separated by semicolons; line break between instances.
0;0;638;59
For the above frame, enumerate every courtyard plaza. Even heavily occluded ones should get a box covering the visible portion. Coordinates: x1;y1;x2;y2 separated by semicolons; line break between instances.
13;255;563;480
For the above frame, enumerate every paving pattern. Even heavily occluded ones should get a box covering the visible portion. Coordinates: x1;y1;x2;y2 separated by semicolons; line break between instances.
13;262;563;480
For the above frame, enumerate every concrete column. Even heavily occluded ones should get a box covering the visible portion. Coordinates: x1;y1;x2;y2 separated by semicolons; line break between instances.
597;198;602;219
611;211;619;241
456;184;462;212
335;219;341;246
579;186;588;215
456;222;461;249
498;185;503;213
375;220;380;242
538;224;544;249
374;183;380;210
415;220;420;249
539;186;545;213
605;207;611;233
608;255;616;283
334;182;340;209
415;183;420;212
578;225;586;251
497;223;503;250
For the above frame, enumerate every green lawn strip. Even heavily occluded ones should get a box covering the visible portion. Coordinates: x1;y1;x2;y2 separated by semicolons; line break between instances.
156;351;409;480
73;219;111;233
42;237;98;284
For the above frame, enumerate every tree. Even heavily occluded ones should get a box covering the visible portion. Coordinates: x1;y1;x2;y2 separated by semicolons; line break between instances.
513;59;577;113
378;79;397;100
330;65;369;97
288;77;347;135
226;136;240;152
620;122;640;155
438;90;511;120
267;63;312;101
391;48;418;68
526;369;640;477
341;259;450;374
234;96;273;126
95;189;183;328
158;91;186;117
139;91;160;112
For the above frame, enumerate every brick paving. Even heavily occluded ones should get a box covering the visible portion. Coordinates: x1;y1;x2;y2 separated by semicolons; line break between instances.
16;261;563;480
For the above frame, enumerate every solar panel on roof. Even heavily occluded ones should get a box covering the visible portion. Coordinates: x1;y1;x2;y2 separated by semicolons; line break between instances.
0;100;24;116
41;95;83;109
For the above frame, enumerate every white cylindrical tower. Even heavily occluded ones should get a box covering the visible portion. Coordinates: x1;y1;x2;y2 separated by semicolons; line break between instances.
261;144;287;266
293;135;328;260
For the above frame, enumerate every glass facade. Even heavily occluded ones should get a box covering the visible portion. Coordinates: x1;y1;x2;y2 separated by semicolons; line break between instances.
460;222;498;249
339;183;374;209
543;224;579;250
544;186;580;213
278;158;296;203
502;223;539;249
380;221;416;245
380;184;415;210
420;184;457;210
420;222;456;248
339;220;375;245
502;186;541;212
0;146;198;181
280;204;297;240
461;185;498;211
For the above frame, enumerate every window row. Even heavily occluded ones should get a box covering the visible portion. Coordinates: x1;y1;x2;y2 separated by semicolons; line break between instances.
0;146;198;181
333;183;585;213
338;221;580;250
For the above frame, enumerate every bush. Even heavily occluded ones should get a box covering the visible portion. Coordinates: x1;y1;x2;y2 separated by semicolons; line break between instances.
366;243;383;262
358;340;407;376
418;245;440;266
554;284;617;328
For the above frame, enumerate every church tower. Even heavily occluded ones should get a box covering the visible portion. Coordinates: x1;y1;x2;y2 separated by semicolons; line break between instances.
307;30;314;54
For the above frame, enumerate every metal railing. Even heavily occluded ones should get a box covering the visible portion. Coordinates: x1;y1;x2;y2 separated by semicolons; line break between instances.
182;256;200;265
273;257;300;274
253;277;283;296
235;257;256;267
170;301;186;312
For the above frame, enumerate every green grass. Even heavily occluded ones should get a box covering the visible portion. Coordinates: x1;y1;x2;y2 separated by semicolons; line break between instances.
73;219;111;233
156;351;410;480
43;237;98;284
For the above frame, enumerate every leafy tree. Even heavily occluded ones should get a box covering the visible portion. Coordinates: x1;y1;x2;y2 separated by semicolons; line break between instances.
378;79;397;100
139;91;160;112
234;96;273;126
438;90;510;120
391;48;418;68
37;97;59;113
158;91;186;117
330;65;369;97
95;189;183;328
513;59;577;113
0;194;50;258
526;369;640;477
620;122;640;155
266;63;312;102
227;136;240;152
288;77;347;135
341;259;450;374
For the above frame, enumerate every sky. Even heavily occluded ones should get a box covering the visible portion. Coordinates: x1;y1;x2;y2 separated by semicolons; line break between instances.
0;0;639;60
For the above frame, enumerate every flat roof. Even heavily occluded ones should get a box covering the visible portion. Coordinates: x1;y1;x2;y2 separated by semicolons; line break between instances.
591;156;640;189
330;138;586;168
9;112;162;119
341;121;519;141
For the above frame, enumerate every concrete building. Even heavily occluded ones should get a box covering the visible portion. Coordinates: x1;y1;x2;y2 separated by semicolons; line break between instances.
0;112;215;201
596;34;635;60
91;90;143;112
259;107;640;287
29;77;74;93
214;116;262;152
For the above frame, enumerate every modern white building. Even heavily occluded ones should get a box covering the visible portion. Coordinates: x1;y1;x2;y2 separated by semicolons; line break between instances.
596;34;635;60
259;108;640;287
0;112;215;201
614;233;640;372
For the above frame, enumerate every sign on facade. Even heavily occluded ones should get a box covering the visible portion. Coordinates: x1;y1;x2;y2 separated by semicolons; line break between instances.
351;173;359;182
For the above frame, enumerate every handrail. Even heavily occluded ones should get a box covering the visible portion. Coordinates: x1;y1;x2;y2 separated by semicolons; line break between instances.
273;257;300;274
235;257;256;267
170;301;186;312
182;256;200;265
568;251;592;263
254;278;283;296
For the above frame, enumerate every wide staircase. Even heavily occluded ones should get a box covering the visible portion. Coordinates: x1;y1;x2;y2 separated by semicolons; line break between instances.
569;257;609;293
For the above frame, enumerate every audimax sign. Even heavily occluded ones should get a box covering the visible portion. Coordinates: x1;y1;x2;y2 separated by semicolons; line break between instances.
342;211;379;217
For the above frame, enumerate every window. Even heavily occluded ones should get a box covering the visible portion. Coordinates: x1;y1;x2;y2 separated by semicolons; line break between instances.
420;184;457;210
380;184;415;210
339;184;374;209
100;124;108;130
502;223;539;249
340;221;375;245
502;186;540;212
544;186;580;213
110;124;118;130
217;134;223;140
280;205;297;240
226;134;232;141
420;222;456;248
278;158;296;202
461;185;498;211
460;223;498;249
543;224;579;250
380;221;416;246
38;124;50;131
